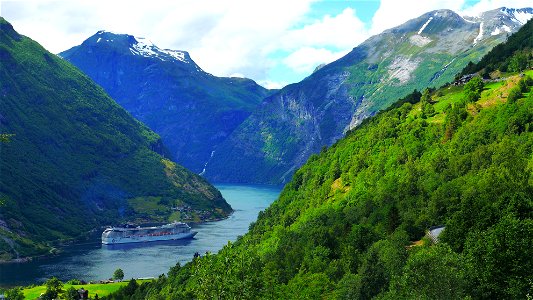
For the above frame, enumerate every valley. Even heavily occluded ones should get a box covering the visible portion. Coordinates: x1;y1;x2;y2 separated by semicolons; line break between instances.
0;3;532;299
1;185;280;287
0;18;231;262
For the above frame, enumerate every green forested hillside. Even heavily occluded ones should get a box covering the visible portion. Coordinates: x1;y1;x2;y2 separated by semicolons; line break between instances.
0;18;231;261
107;66;533;299
205;8;524;185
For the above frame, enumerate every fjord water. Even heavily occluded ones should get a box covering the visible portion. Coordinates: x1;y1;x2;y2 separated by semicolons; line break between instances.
0;184;281;287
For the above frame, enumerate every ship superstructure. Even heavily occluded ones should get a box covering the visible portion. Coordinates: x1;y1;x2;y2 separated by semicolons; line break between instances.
101;222;197;244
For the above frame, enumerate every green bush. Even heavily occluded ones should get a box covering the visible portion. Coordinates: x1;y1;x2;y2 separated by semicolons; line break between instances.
463;76;484;102
508;87;522;103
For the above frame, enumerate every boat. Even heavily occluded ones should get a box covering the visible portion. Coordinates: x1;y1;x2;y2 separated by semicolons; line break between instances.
101;221;197;244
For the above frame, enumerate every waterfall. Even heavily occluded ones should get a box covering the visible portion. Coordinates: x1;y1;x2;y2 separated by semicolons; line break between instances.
199;150;215;176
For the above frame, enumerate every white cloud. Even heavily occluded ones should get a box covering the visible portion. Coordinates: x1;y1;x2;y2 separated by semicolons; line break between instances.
1;0;318;82
280;8;368;50
5;0;528;86
276;7;367;77
258;80;287;90
1;0;373;86
283;47;349;74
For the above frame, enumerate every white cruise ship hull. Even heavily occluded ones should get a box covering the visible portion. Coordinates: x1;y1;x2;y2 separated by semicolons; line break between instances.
102;231;197;245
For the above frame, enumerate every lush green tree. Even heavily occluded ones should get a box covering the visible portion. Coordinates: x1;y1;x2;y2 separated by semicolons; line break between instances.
64;286;80;300
420;89;436;118
282;272;333;299
354;233;408;300
113;268;125;281
508;87;522;103
384;245;466;300
443;102;467;141
43;277;63;299
463;76;484;102
508;51;529;72
465;76;484;93
66;279;82;285
4;287;24;300
518;75;533;93
465;216;533;299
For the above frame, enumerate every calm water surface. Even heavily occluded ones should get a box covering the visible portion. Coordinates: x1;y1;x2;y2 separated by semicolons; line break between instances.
0;184;281;287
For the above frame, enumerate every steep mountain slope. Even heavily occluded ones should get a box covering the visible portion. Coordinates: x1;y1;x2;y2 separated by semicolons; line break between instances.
204;7;533;184
60;33;271;173
0;18;231;261
107;30;533;299
460;11;533;76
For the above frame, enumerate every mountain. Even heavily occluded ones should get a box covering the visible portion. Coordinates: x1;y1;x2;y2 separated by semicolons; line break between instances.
106;19;533;298
460;8;533;76
203;7;533;184
60;32;271;174
0;18;231;261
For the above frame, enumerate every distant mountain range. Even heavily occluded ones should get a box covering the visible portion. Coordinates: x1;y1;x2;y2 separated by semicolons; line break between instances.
203;7;533;184
60;33;271;174
0;18;231;261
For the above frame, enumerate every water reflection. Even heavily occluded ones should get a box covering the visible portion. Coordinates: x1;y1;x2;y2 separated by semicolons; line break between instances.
102;238;194;251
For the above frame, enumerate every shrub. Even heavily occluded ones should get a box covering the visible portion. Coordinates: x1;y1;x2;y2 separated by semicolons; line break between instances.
507;87;522;103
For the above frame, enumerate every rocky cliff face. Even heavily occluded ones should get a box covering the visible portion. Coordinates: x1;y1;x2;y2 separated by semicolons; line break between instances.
204;7;532;184
60;33;271;173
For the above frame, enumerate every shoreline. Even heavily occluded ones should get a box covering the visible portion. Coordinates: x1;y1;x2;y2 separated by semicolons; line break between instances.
0;213;232;265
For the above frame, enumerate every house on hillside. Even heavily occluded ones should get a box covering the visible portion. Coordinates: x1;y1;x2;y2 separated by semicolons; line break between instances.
428;226;445;243
453;74;475;85
78;288;89;300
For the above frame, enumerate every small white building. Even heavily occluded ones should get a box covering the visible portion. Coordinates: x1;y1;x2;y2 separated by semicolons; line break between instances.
428;226;445;243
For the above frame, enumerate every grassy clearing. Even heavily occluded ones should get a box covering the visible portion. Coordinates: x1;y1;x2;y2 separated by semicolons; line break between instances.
23;279;152;299
128;196;168;216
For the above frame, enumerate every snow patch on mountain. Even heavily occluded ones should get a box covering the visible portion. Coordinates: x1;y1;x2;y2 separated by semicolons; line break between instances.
129;36;189;64
473;22;484;44
491;25;511;36
418;17;433;35
512;10;533;24
501;7;533;25
164;49;187;62
131;37;159;57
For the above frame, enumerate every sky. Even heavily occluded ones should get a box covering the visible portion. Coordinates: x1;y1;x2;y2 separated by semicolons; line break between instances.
1;0;532;88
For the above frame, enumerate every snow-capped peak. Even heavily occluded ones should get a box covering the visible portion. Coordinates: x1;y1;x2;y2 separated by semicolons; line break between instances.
130;36;158;57
499;7;533;24
129;36;190;64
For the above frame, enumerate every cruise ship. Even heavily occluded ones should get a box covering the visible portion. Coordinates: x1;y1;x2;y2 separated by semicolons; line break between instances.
101;222;197;244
